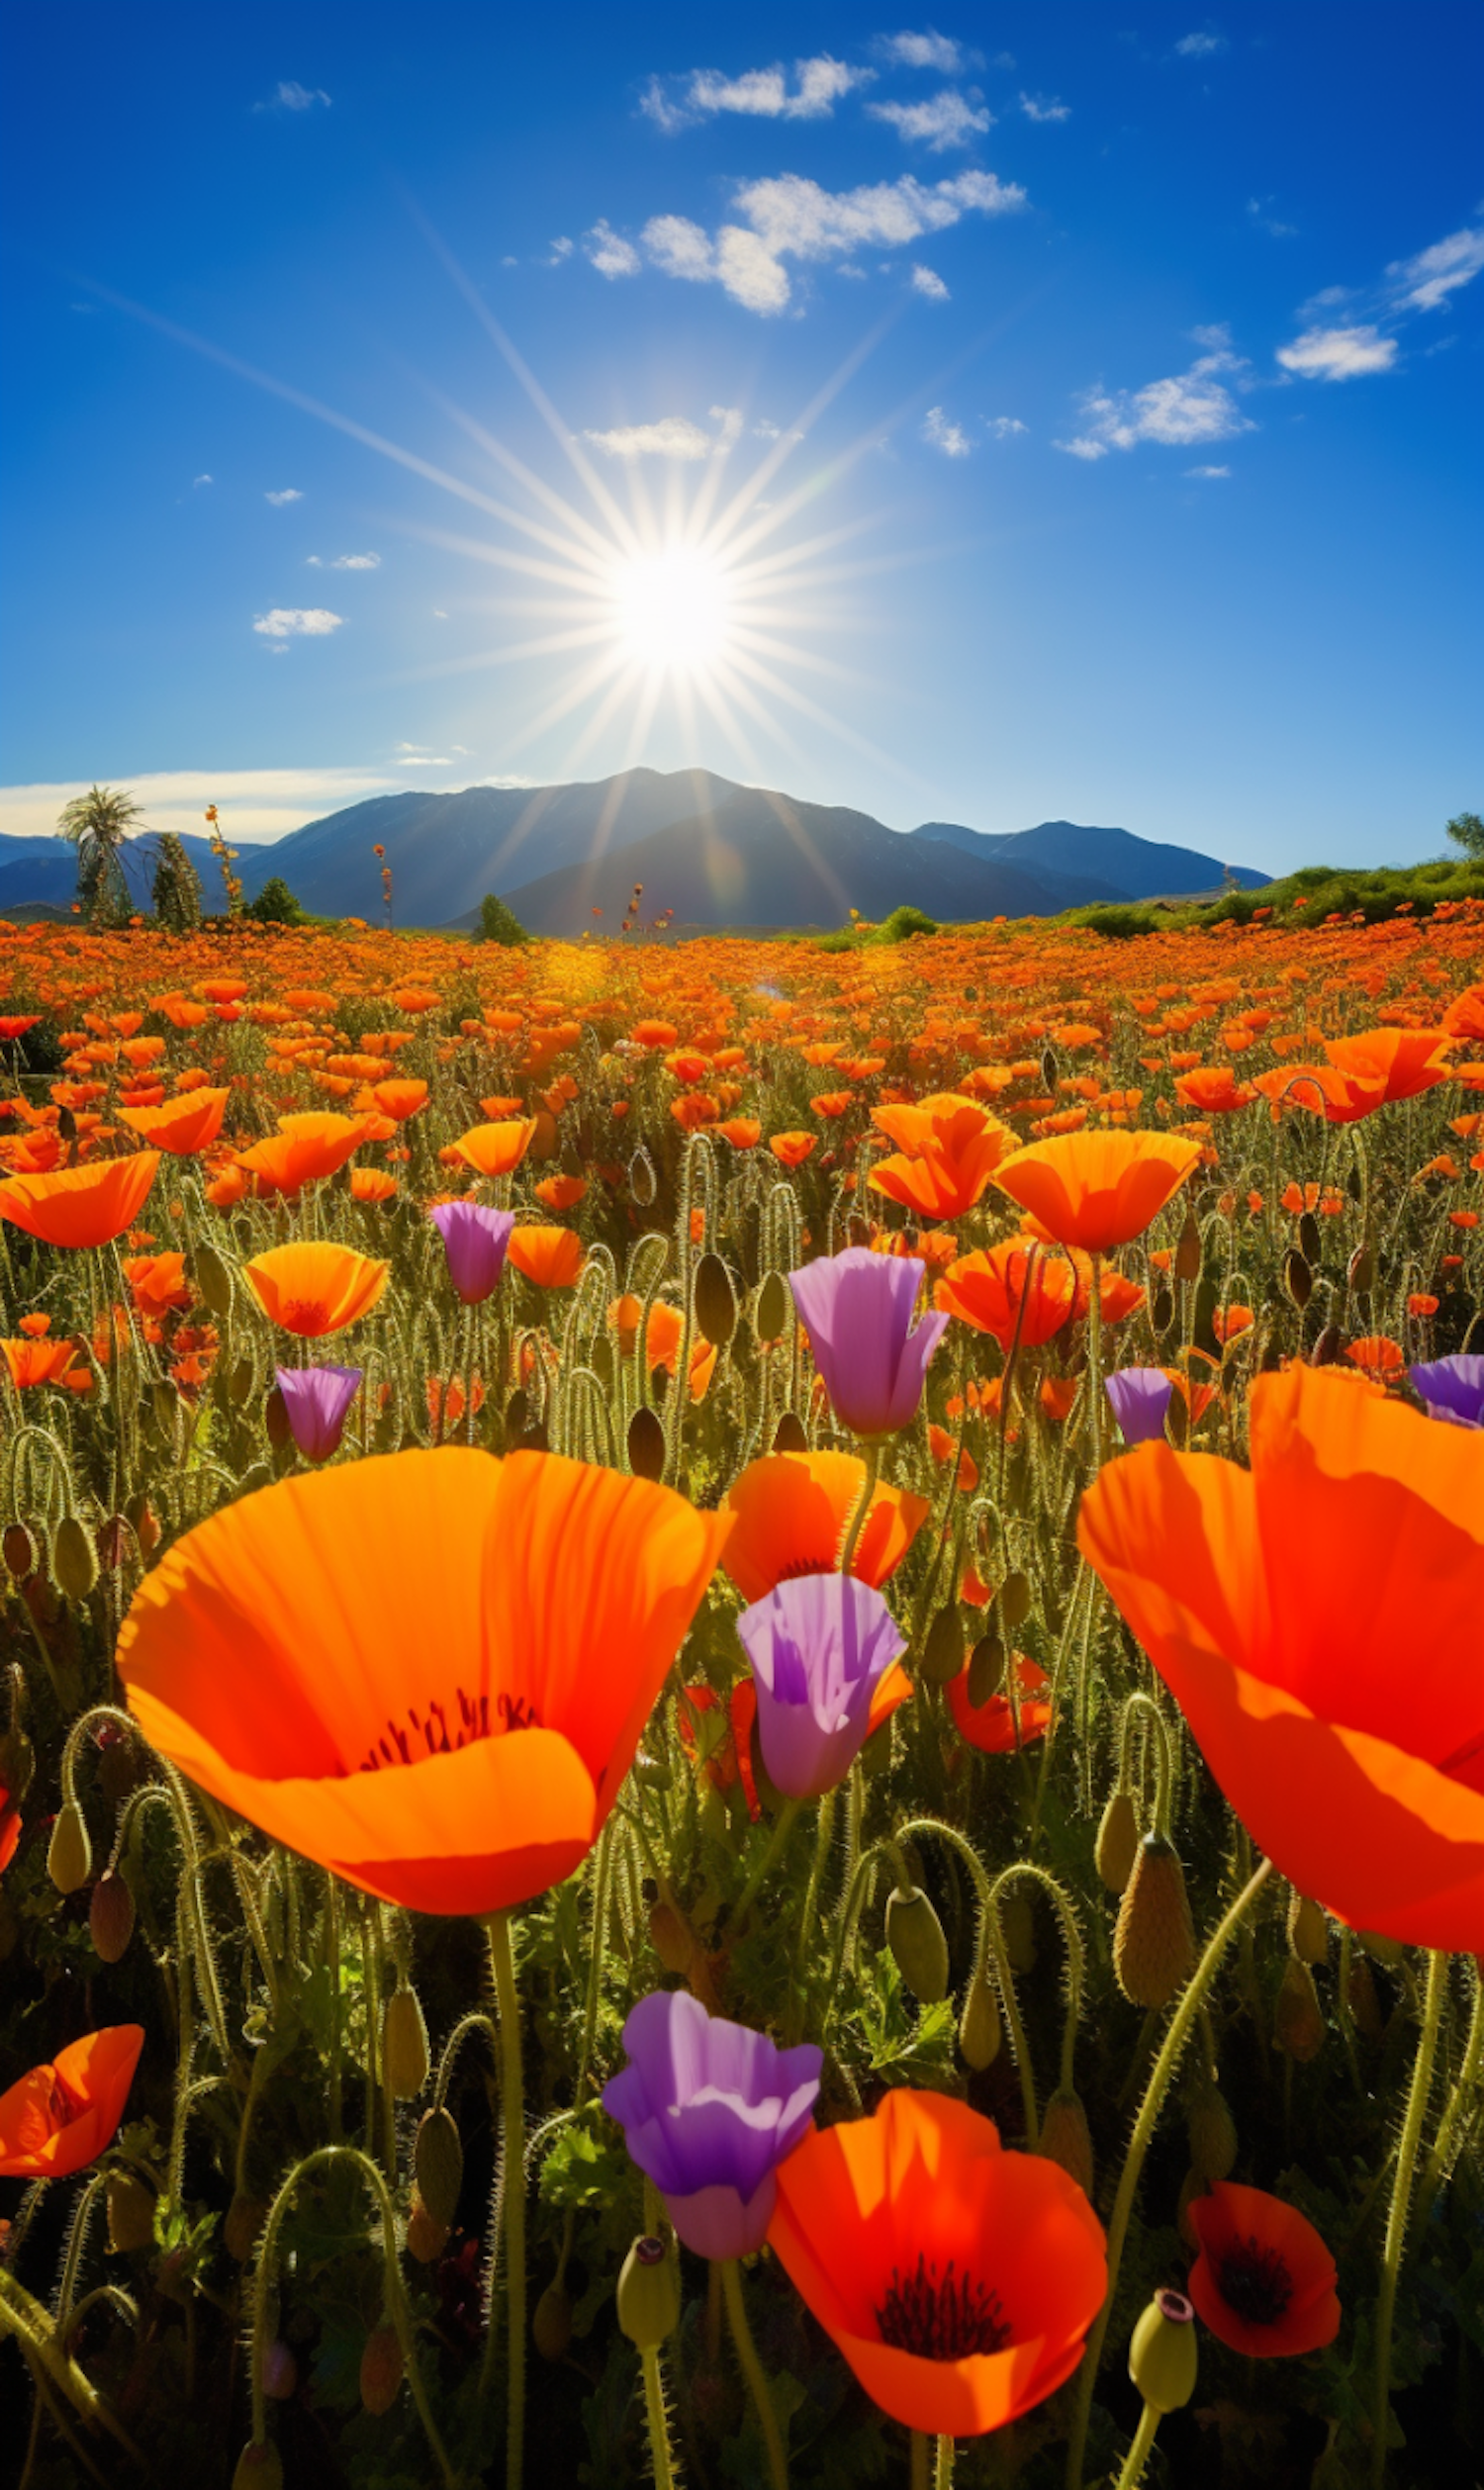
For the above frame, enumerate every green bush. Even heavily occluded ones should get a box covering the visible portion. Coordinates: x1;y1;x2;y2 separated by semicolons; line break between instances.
873;904;940;945
474;891;530;947
245;876;308;926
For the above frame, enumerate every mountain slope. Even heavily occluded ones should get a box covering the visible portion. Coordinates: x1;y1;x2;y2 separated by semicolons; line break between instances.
912;818;1269;895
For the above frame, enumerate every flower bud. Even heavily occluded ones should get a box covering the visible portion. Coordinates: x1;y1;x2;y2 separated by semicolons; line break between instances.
1274;1956;1326;2063
1037;2086;1094;2199
1173;1207;1202;1285
958;1967;1002;2070
1282;1246;1313;1311
1347;1242;1375;1295
2;1522;38;1579
382;1985;429;2099
966;1627;1004;1707
52;1516;98;1604
106;2170;156;2255
1114;1834;1196;2008
90;1869;136;1963
1185;2080;1238;2183
47;1798;92;1894
1311;1323;1343;1367
405;2192;450;2263
194;1244;234;1318
1151;1284;1174;1335
771;1409;807;1454
885;1884;949;2004
1095;1789;1141;1893
755;1271;789;1344
997;1570;1033;1632
617;2235;679;2351
1286;1891;1329;1966
359;2321;405;2415
414;2106;464;2229
627;1405;666;1482
232;2444;283;2490
919;1605;964;1688
693;1252;736;1348
1000;1891;1037;1975
1347;1953;1385;2039
1298;1210;1322;1265
151;1376;180;1433
533;2281;574;2361
1128;2289;1198;2415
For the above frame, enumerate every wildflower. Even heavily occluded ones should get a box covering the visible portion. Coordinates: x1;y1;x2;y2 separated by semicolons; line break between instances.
119;1087;230;1153
0;1153;161;1249
234;1112;373;1195
1187;2183;1340;2357
1410;1353;1484;1429
736;1573;908;1798
947;1653;1053;1754
935;1239;1074;1353
869;1094;1016;1222
243;1242;390;1337
770;1132;816;1168
1;1336;78;1389
790;1248;947;1440
430;1201;515;1303
276;1366;361;1462
721;1450;929;1603
0;2027;144;2178
992;1133;1201;1254
507;1226;585;1288
450;1119;538;1177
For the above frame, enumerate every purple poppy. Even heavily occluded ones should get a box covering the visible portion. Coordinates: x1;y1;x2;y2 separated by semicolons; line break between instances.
788;1248;947;1441
275;1365;361;1463
603;1990;821;2260
429;1200;515;1304
1410;1353;1484;1429
736;1574;906;1799
1105;1367;1175;1446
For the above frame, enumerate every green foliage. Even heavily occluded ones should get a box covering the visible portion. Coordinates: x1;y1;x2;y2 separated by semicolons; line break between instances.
55;782;144;928
149;831;204;932
245;873;309;926
1067;852;1484;936
474;889;531;946
1445;808;1484;861
872;903;940;944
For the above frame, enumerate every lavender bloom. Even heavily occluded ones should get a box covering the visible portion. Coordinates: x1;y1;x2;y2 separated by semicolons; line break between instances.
276;1366;361;1464
788;1247;948;1440
429;1200;514;1304
603;1990;821;2259
736;1574;906;1799
1106;1367;1175;1445
1410;1353;1484;1429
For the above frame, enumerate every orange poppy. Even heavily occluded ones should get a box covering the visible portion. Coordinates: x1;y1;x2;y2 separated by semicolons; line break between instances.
451;1119;538;1178
947;1654;1053;1754
1;1335;78;1389
935;1240;1074;1353
1077;1365;1484;1950
632;1301;717;1401
349;1167;399;1203
1172;1065;1253;1115
1323;1027;1453;1104
870;1094;1017;1223
123;1251;193;1319
118;1450;729;1914
0;1153;161;1249
769;1132;816;1167
371;1079;428;1122
119;1087;230;1154
768;2090;1106;2437
992;1133;1201;1254
243;1242;390;1337
0;2026;144;2178
1345;1335;1404;1375
205;1163;251;1208
1187;2182;1340;2358
1065;1251;1146;1329
507;1225;584;1288
534;1172;589;1213
234;1113;372;1196
720;1450;929;1604
717;1118;762;1150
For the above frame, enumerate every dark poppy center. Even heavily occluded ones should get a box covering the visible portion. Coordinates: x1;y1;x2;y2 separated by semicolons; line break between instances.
875;2255;1011;2360
1216;2235;1293;2326
357;1687;539;1773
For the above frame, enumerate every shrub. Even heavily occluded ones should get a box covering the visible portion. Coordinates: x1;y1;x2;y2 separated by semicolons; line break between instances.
475;891;530;947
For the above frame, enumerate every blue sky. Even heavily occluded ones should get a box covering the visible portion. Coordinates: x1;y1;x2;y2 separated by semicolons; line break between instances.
2;2;1480;873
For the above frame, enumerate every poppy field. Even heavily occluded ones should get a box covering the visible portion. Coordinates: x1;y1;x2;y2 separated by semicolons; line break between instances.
0;898;1481;2490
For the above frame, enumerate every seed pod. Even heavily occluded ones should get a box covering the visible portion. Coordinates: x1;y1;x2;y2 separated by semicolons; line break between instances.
1173;1205;1202;1285
649;1901;693;1977
382;1986;430;2098
771;1410;807;1454
1151;1285;1174;1335
414;2106;464;2228
1274;1957;1326;2063
617;2235;679;2351
47;1798;92;1895
755;1270;789;1344
966;1629;1004;1708
228;1356;256;1407
533;2281;574;2361
958;1967;1002;2070
1346;1953;1385;2040
3;1522;38;1579
1095;1789;1141;1894
629;1150;657;1207
1298;1210;1322;1265
693;1252;736;1348
232;2444;283;2490
1129;2289;1199;2416
107;2170;156;2255
1038;2086;1094;2200
885;1884;949;2004
225;2193;268;2263
627;1405;666;1482
1114;1834;1196;2008
1040;1045;1059;1091
997;1570;1033;1632
405;2193;450;2263
1347;1242;1375;1295
52;1516;99;1603
1286;1891;1330;1966
91;1870;136;1964
194;1244;234;1317
264;1387;293;1453
1311;1323;1343;1367
919;1605;964;1687
999;1891;1038;1976
1282;1247;1313;1311
359;2321;405;2415
1186;2080;1238;2183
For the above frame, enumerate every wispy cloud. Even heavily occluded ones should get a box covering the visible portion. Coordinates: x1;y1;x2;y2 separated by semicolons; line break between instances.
192;473;213;488
987;415;1027;437
258;80;330;112
585;221;642;279
264;487;303;506
252;607;343;639
1186;463;1231;477
582;414;732;461
1276;324;1397;380
640;55;870;133
1274;223;1483;383
1174;32;1227;57
870;90;990;149
923;406;972;457
1059;339;1254;459
879;32;965;73
910;263;950;300
1388;225;1484;313
1247;195;1298;239
1020;91;1070;123
331;552;380;569
616;166;1025;315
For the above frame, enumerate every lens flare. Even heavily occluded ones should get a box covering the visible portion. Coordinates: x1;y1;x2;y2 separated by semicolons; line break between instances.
613;547;734;675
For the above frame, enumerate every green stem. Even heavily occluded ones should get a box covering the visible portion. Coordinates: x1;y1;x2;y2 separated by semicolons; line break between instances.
721;2259;788;2490
1085;1250;1105;1474
641;2345;679;2489
1065;1855;1273;2490
935;2436;955;2490
839;1442;881;1577
1114;2403;1160;2490
910;2433;931;2490
488;1910;527;2490
1416;1956;1481;2227
1371;1948;1448;2490
733;1798;801;1927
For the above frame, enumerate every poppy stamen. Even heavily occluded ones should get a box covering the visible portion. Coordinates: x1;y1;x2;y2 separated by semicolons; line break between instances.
875;2254;1012;2360
1215;2235;1294;2327
359;1686;514;1773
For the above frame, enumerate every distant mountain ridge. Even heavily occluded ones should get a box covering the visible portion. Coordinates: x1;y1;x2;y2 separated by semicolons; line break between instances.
0;769;1268;929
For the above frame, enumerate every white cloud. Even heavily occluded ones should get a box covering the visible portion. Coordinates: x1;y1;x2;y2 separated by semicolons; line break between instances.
584;416;714;461
1174;33;1227;57
640;55;869;132
260;80;330;111
880;32;963;72
923;406;972;457
1061;343;1254;456
910;263;950;300
393;754;453;767
1248;195;1297;239
193;474;213;487
0;766;394;845
264;488;303;506
1020;91;1069;123
585;221;642;278
1186;463;1231;477
330;552;381;569
252;607;343;638
987;415;1027;437
550;236;574;260
871;90;990;148
1387;225;1484;314
1276;324;1398;380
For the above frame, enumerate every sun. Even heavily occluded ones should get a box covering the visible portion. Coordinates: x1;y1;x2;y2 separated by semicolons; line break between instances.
612;545;734;676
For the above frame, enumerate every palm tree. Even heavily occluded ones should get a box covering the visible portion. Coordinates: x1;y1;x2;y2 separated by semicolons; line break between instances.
56;784;144;925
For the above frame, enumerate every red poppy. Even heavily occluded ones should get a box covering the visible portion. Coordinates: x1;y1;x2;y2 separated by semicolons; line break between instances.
1187;2182;1340;2357
0;2027;144;2178
935;1239;1075;1353
947;1654;1053;1754
119;1087;230;1154
0;1153;161;1249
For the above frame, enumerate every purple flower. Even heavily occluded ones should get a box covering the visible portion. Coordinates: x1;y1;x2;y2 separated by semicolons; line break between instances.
788;1248;947;1440
429;1200;514;1304
736;1574;906;1799
1105;1367;1174;1445
1410;1353;1484;1429
603;1990;821;2260
275;1365;361;1463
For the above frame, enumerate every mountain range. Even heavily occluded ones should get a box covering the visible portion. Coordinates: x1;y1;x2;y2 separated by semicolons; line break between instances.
0;768;1267;930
